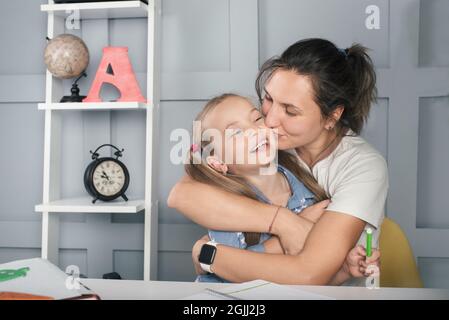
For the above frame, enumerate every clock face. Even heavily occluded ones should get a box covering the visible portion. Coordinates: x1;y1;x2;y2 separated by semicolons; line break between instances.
92;160;126;196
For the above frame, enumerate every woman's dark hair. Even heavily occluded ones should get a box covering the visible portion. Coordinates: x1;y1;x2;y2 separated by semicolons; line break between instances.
256;38;377;135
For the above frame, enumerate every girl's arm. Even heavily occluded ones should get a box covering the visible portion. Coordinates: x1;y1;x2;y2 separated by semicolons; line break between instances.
169;175;329;255
258;236;285;254
193;211;365;285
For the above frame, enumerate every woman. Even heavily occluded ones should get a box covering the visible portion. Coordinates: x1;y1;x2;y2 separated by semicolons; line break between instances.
168;38;388;285
185;93;379;284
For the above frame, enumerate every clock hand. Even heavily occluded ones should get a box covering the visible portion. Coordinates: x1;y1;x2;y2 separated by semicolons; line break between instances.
102;170;110;180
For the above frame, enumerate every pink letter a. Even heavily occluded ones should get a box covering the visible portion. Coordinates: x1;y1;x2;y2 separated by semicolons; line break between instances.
83;47;146;103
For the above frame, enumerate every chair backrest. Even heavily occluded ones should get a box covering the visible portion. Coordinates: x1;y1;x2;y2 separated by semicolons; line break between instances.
379;217;424;288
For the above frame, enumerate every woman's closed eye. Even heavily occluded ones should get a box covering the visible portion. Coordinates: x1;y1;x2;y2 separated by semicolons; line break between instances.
263;91;300;116
285;107;299;116
264;93;273;102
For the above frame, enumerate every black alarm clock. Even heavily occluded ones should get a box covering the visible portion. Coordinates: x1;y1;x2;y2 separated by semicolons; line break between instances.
84;144;130;204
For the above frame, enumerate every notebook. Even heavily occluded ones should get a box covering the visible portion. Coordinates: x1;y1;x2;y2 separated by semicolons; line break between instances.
182;280;335;300
0;258;100;300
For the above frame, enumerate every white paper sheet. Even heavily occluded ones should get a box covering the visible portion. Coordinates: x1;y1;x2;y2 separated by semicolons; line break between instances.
183;280;335;300
0;258;88;299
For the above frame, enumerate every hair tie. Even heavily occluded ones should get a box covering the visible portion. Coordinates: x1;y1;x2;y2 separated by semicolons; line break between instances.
191;143;200;153
338;48;349;60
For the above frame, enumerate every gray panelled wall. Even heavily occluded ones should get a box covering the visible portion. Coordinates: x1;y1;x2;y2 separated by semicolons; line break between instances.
0;0;448;288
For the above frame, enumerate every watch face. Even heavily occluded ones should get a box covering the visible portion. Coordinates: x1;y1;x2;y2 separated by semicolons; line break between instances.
92;160;126;196
198;244;217;265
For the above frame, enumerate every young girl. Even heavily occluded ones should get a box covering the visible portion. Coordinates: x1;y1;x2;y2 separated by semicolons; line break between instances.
184;93;379;284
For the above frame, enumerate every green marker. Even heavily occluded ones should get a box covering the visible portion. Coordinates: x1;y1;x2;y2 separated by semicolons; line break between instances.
366;228;373;258
0;267;30;282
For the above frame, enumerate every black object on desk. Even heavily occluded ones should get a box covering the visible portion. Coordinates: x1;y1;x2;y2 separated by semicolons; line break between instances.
103;272;122;280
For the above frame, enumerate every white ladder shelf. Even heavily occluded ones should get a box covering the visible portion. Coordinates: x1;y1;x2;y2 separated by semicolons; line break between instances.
35;0;161;281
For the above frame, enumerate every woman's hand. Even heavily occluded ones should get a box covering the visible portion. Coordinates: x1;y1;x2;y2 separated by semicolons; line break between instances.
272;200;330;255
191;235;210;275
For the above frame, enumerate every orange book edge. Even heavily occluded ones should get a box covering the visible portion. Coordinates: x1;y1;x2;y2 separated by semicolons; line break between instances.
0;291;101;300
0;292;54;300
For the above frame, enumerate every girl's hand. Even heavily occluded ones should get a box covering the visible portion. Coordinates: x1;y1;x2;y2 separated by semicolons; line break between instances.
300;200;331;223
191;235;210;275
344;245;381;277
274;200;330;255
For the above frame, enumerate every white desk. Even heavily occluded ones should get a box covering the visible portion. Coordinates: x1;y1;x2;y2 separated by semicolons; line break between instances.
81;279;449;300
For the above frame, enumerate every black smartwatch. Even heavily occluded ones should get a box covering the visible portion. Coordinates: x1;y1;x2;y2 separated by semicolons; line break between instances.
198;241;217;274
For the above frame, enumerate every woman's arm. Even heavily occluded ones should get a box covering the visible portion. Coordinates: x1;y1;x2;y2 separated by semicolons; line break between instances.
169;175;329;255
193;211;365;285
168;175;282;232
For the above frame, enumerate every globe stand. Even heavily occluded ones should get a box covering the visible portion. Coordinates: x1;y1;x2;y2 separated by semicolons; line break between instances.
60;72;87;103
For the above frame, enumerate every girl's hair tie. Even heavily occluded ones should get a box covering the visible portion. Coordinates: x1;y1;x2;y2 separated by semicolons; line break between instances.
191;143;200;153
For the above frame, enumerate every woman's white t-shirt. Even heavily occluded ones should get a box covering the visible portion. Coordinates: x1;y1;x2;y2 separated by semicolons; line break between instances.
294;130;389;248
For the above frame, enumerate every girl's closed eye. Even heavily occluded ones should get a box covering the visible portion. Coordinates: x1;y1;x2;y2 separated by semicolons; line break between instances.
229;128;243;136
254;115;264;122
250;108;264;123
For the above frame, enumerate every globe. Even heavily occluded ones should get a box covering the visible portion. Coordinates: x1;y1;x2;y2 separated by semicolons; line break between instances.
44;34;89;79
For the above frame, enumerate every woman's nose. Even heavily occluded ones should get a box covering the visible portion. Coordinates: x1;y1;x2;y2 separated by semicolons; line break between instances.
264;104;282;128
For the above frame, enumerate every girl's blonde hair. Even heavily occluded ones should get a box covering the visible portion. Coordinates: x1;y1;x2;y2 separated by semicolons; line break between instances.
185;93;328;246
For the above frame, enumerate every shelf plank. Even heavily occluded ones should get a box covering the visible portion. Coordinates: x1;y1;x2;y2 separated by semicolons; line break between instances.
41;1;148;20
38;101;148;111
35;197;145;213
